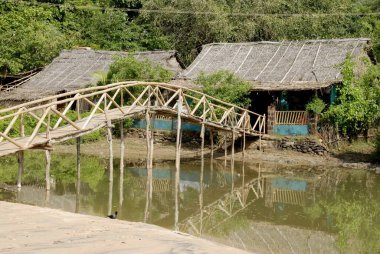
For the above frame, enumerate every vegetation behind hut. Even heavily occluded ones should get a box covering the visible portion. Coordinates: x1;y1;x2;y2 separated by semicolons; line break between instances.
321;58;380;139
1;0;379;74
196;70;251;108
105;55;173;84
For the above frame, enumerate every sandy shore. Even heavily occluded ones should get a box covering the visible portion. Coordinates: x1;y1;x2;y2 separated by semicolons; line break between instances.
0;201;251;254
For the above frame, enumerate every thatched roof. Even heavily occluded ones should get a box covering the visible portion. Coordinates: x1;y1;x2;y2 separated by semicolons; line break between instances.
177;38;372;91
0;48;182;102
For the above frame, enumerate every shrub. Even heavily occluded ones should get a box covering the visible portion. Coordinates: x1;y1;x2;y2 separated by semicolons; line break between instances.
196;70;252;108
106;55;173;83
306;96;326;114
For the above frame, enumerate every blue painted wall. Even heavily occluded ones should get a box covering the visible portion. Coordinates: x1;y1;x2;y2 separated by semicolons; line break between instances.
273;125;309;136
132;119;201;132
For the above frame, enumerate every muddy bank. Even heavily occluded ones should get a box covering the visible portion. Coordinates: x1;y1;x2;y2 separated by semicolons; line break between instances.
54;137;365;168
0;201;250;254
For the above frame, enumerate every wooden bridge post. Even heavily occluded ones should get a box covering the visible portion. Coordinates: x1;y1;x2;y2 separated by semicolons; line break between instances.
145;102;154;202
119;119;125;210
199;131;204;235
107;119;113;183
16;151;24;189
45;150;51;191
17;113;25;189
174;93;183;231
75;137;81;213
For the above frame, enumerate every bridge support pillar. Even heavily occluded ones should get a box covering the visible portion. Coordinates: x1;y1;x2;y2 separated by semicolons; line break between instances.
76;137;81;213
119;119;125;211
145;106;154;224
107;120;114;216
174;95;183;231
16;151;24;189
45;150;51;191
107;120;113;182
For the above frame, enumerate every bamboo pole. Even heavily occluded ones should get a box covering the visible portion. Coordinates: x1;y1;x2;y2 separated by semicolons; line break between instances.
75;137;81;213
107;119;113;183
119;119;125;210
45;150;51;191
16;151;24;189
107;169;113;217
149;107;155;201
199;134;204;236
106;99;113;218
174;94;183;231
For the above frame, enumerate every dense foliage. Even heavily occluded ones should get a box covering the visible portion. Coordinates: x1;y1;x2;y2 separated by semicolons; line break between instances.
322;58;380;138
0;0;171;75
106;55;173;83
142;0;380;65
1;0;379;74
306;96;326;114
196;70;251;108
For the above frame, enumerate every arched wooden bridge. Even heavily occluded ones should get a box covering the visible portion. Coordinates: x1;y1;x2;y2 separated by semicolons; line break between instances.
0;82;265;157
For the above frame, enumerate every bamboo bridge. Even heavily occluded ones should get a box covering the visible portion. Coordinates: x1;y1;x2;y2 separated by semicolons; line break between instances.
0;81;265;189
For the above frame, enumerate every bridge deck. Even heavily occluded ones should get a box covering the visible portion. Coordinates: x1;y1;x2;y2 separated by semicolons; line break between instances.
0;82;265;158
0;106;259;157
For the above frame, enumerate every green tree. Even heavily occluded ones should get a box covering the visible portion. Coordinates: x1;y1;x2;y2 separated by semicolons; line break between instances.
322;58;380;138
0;4;67;74
196;70;252;108
106;55;173;83
141;0;380;65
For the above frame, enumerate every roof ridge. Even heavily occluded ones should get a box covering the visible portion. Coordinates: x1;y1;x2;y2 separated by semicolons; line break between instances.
202;38;371;47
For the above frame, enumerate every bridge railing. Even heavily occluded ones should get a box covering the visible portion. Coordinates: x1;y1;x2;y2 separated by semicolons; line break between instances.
0;82;265;151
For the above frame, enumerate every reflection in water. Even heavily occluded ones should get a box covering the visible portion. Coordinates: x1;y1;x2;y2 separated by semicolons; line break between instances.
1;151;380;253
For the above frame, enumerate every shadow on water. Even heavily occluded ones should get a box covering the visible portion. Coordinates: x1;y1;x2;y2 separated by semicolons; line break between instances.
0;150;380;253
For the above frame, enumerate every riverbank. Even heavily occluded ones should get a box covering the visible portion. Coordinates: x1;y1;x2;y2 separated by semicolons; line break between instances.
55;137;379;170
0;201;250;254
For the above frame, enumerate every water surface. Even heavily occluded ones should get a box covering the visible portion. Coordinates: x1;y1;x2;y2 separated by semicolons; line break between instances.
0;151;379;253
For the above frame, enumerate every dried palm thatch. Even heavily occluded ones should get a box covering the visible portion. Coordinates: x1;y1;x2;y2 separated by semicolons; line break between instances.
177;38;373;91
0;48;182;103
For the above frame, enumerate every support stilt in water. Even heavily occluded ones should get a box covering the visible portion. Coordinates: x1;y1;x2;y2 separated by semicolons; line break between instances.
45;150;51;191
199;123;205;236
17;114;25;189
144;101;154;222
76;137;81;213
107;120;113;182
174;94;183;231
119;119;125;211
17;151;24;189
106;119;114;217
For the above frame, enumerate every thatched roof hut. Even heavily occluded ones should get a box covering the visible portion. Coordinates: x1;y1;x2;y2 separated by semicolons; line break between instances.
177;38;374;91
0;48;182;104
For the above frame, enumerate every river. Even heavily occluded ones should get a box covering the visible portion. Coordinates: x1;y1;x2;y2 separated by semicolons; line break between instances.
0;151;379;253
